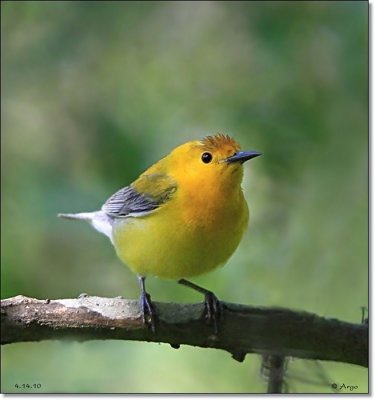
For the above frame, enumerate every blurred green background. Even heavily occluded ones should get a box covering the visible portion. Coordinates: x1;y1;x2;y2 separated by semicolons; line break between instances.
1;0;368;394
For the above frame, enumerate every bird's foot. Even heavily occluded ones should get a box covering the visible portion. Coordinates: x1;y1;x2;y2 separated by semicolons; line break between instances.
177;278;222;335
138;276;157;332
139;290;157;333
203;290;222;335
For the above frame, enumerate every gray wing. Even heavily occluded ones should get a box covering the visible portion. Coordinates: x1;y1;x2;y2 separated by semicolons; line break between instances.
102;174;177;218
102;186;159;217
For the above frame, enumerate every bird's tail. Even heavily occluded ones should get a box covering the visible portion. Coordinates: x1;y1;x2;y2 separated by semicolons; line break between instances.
57;212;96;221
58;211;114;242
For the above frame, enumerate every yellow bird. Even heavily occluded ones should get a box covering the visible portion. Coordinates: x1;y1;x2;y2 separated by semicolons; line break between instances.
59;133;261;332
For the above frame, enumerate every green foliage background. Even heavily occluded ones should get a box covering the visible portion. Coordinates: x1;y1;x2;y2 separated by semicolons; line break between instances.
1;1;368;394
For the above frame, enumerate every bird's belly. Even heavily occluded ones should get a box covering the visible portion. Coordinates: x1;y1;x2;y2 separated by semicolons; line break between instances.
112;200;249;279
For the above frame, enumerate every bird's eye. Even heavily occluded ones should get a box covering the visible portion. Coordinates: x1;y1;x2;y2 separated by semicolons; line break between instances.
201;152;213;164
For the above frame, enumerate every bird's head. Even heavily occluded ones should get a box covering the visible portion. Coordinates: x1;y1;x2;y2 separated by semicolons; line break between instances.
166;133;261;192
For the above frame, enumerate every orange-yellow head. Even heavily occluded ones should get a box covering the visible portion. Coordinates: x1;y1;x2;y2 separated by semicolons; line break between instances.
154;133;261;195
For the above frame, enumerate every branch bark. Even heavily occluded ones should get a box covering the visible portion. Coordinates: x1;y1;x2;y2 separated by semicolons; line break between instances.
1;295;368;368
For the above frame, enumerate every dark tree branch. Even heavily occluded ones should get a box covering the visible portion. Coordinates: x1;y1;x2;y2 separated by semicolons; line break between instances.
1;295;368;368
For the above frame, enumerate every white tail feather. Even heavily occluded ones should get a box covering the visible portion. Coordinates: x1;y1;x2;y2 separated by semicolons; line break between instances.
58;211;114;243
58;212;96;221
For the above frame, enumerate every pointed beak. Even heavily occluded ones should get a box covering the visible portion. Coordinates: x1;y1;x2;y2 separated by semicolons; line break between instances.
225;150;262;164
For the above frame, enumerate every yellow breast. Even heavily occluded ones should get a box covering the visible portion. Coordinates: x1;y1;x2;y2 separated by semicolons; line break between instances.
112;186;249;279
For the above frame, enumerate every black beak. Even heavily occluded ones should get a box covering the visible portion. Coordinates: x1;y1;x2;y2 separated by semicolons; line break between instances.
225;150;262;164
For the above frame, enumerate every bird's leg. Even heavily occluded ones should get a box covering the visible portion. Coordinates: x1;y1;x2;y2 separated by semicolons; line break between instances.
138;276;157;333
178;278;222;334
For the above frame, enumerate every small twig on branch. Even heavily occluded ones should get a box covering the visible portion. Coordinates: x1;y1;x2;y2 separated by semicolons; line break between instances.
1;295;368;367
261;354;287;393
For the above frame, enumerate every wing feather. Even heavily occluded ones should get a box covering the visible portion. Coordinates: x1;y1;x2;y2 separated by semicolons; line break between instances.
102;173;177;218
